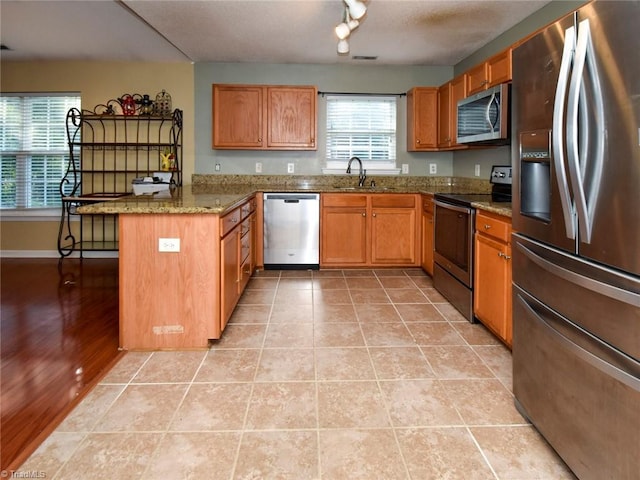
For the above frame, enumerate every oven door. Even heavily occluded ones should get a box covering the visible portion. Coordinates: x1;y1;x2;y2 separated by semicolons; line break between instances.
434;200;474;287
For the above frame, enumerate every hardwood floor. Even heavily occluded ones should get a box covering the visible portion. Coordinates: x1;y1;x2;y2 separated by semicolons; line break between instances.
1;258;122;471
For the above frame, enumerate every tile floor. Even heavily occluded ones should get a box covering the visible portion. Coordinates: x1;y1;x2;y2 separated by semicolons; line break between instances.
20;269;576;479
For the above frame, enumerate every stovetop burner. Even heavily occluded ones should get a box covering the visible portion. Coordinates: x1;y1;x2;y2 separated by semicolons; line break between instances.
435;166;512;207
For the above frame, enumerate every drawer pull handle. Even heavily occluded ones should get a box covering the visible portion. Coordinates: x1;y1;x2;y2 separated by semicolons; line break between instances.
498;252;511;260
484;224;491;229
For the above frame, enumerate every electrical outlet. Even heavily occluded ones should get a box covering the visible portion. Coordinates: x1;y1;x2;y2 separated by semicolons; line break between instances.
287;163;295;174
402;164;409;174
475;164;481;177
429;163;437;174
158;238;180;253
214;163;221;171
255;162;262;173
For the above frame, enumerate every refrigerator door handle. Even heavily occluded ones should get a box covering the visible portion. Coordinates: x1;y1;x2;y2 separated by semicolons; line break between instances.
516;292;640;392
516;240;640;307
552;25;577;240
566;19;605;245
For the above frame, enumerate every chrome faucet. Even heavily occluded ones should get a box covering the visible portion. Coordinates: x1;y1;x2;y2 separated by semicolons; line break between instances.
346;156;366;187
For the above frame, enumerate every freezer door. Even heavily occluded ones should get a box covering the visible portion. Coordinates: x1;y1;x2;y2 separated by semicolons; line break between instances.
513;285;640;480
511;12;576;253
513;233;640;360
571;1;640;277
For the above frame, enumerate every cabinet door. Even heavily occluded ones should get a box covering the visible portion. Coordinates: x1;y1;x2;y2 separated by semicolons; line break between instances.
407;87;438;151
266;86;317;150
212;85;264;149
321;193;368;267
437;82;452;148
474;232;512;345
466;62;489;95
421;196;434;275
488;48;512;87
371;207;418;265
221;229;240;331
450;74;467;147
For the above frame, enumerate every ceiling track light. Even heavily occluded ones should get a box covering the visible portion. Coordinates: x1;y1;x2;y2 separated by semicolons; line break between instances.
335;1;366;55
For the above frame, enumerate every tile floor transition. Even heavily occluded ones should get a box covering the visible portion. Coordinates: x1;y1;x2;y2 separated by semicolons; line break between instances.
20;269;576;479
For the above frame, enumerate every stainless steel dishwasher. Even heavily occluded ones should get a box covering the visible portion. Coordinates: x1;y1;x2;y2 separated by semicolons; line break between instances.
263;192;320;269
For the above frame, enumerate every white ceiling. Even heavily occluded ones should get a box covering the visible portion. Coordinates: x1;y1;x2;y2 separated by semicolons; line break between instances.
1;0;551;66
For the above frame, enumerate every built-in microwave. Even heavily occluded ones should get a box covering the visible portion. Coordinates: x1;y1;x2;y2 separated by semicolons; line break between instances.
456;83;510;145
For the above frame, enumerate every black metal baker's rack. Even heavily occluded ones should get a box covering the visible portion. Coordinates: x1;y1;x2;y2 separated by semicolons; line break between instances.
58;97;183;257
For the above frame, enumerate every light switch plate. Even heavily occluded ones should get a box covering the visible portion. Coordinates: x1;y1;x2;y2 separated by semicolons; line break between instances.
475;164;481;177
402;164;409;174
256;162;262;173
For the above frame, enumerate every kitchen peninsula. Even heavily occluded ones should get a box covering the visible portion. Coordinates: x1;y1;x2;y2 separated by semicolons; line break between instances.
78;175;510;350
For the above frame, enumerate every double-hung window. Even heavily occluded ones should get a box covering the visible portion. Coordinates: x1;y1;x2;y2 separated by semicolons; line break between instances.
325;94;398;172
0;93;81;214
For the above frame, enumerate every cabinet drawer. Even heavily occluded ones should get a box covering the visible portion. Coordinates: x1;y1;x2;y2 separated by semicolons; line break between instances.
371;194;416;208
476;211;511;243
221;208;241;237
240;233;251;262
422;194;434;214
322;193;367;208
240;197;256;219
240;217;251;237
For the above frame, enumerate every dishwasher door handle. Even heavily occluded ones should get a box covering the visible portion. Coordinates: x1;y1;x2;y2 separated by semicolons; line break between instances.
284;199;299;203
265;194;318;201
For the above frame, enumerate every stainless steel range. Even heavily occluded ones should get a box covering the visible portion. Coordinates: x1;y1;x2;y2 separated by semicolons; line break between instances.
433;166;512;322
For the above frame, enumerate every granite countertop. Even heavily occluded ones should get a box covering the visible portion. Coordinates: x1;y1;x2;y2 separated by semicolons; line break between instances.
76;174;512;217
471;201;512;218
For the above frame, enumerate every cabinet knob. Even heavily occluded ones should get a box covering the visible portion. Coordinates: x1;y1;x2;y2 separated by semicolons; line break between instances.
362;212;366;217
372;213;377;217
258;137;262;142
416;139;421;144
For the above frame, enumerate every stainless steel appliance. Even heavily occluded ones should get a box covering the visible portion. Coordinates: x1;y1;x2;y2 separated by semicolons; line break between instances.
263;192;320;269
511;2;640;479
457;83;510;144
434;166;512;322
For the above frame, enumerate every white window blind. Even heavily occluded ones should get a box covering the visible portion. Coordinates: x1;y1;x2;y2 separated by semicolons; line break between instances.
325;95;397;169
0;94;80;210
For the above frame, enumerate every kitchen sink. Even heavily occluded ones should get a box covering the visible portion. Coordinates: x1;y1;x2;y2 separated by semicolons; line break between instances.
333;185;395;191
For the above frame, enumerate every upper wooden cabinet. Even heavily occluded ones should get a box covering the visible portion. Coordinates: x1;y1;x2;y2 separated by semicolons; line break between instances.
466;48;512;95
437;74;467;149
407;87;438;151
212;84;317;150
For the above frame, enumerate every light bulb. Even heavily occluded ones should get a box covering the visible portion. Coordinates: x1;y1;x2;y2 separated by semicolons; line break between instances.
344;0;367;20
337;39;349;54
335;22;350;40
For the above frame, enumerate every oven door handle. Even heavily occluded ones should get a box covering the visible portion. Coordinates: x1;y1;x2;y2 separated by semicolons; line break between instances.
434;200;472;215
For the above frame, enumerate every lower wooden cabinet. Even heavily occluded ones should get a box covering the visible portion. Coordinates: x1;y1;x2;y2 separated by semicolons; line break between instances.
220;197;256;331
473;210;512;347
118;196;256;350
321;193;419;268
420;194;434;276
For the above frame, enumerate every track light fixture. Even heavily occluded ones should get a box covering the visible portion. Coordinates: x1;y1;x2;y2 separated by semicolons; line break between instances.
335;0;366;55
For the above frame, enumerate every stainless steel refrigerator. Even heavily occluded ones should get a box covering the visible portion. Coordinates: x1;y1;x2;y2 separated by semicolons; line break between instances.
511;2;640;479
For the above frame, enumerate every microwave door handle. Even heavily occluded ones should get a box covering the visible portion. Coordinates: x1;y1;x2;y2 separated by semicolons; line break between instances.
566;19;604;245
552;24;577;240
487;93;500;131
484;93;495;130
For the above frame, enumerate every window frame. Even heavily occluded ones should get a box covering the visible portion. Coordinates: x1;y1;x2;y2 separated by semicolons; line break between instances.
323;94;399;174
0;92;81;219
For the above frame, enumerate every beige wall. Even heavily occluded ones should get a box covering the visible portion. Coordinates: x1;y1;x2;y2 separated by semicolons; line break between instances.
1;61;194;255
